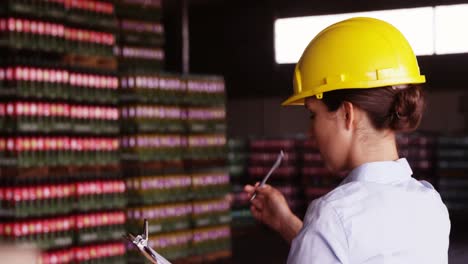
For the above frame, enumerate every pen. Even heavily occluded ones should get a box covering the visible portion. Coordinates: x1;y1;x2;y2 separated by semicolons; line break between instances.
250;150;284;201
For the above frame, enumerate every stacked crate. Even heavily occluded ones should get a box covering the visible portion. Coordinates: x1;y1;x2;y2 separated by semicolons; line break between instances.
228;138;255;228
297;139;337;208
115;0;164;75
115;0;193;262
63;2;126;263
0;1;126;263
121;75;230;262
436;136;468;212
62;1;126;263
249;139;304;215
397;133;436;184
186;76;231;260
117;0;231;261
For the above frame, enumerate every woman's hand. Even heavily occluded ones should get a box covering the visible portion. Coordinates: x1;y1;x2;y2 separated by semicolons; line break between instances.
244;183;303;243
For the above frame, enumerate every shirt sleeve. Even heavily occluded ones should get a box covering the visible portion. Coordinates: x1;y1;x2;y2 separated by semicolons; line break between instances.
287;199;349;264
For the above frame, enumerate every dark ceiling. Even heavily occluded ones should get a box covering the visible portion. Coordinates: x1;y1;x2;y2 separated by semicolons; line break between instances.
163;0;468;99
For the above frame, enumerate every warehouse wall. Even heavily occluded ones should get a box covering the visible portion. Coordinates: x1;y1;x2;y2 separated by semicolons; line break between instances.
227;90;467;138
226;97;307;138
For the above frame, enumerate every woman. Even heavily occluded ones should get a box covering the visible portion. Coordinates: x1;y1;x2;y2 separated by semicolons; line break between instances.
244;17;450;263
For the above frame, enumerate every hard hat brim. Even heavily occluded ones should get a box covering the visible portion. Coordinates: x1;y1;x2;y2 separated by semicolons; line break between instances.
282;75;426;106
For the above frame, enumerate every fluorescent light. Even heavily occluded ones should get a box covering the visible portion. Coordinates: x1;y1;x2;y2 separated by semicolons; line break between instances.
435;4;468;55
275;7;434;64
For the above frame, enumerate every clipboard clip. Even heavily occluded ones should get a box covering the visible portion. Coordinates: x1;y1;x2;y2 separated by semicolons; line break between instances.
124;219;172;264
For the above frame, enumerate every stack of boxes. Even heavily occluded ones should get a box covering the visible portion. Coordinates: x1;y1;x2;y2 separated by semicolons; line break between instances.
248;139;303;215
115;0;164;73
436;136;468;211
0;1;126;263
0;0;232;262
116;0;193;262
300;139;342;205
117;1;230;262
228;138;255;228
186;76;231;259
397;133;436;184
63;1;126;263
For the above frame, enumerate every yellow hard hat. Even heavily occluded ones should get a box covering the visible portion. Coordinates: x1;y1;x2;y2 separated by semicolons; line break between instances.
282;17;426;106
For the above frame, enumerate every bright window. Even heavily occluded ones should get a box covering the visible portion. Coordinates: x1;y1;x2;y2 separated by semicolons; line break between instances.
275;5;467;64
434;4;468;55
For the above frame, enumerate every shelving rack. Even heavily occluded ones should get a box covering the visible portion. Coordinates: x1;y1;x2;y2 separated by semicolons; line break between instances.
185;76;231;261
0;1;126;263
228;138;254;228
116;0;230;263
436;135;468;212
248;138;304;215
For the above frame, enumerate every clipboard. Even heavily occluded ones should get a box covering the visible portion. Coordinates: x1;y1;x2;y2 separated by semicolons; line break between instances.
124;219;172;264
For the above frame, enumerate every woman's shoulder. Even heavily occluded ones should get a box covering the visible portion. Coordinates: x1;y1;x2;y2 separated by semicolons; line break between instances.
305;178;447;225
303;182;364;218
303;181;375;224
321;181;369;205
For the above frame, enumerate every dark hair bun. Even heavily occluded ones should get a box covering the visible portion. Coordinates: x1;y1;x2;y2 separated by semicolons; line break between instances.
389;85;425;132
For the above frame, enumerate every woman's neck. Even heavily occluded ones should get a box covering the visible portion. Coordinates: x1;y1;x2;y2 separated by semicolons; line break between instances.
348;131;399;169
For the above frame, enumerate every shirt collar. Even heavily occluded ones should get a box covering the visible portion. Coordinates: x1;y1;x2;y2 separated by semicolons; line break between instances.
340;158;413;185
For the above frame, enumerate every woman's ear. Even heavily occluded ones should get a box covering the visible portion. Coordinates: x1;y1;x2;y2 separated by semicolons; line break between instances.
342;101;354;130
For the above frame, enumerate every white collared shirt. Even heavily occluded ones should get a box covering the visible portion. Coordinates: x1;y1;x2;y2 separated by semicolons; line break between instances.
287;158;450;264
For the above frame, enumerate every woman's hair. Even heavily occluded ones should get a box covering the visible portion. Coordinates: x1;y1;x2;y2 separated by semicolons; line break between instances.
321;85;425;132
